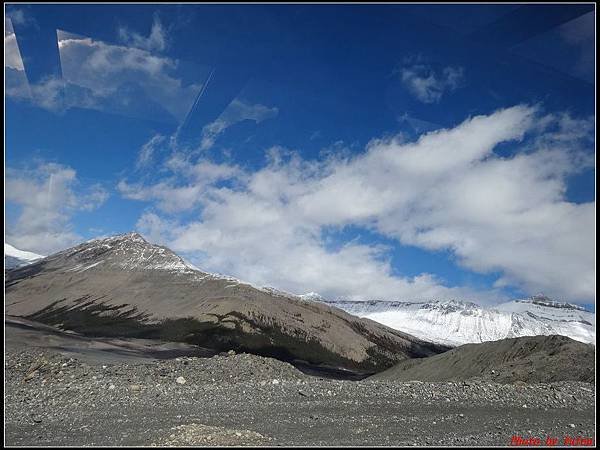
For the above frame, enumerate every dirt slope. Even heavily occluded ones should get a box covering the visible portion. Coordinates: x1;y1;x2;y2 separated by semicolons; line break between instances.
370;334;595;383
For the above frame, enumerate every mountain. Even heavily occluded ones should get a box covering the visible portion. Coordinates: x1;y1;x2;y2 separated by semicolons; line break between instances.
298;292;327;302
5;243;44;269
4;232;449;374
370;334;595;384
313;296;595;346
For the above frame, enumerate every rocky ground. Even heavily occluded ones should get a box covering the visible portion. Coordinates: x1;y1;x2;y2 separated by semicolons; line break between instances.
4;348;596;447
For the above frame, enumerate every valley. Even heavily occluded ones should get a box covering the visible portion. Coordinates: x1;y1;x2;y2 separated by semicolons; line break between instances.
4;234;596;446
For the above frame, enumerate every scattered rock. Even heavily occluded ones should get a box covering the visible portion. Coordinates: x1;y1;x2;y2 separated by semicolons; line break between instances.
151;423;269;446
23;370;39;382
4;347;595;447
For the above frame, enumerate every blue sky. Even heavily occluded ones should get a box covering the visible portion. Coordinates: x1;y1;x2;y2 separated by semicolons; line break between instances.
5;4;596;306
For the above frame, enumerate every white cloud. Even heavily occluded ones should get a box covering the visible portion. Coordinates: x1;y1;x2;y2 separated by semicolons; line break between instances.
136;134;167;169
29;76;68;111
118;13;168;52
398;57;464;103
5;18;185;117
201;99;279;150
5;18;25;70
57;31;201;120
7;30;203;119
4;17;32;101
126;105;594;303
6;162;109;255
8;9;26;26
119;155;242;214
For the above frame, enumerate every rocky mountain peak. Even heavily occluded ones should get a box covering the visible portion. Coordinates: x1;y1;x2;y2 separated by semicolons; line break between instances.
520;294;589;312
42;232;198;274
111;231;146;242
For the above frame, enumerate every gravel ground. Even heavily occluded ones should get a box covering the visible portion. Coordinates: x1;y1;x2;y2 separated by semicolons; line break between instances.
5;349;596;447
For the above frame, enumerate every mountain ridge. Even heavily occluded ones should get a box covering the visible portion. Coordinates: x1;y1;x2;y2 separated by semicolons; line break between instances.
5;232;449;374
310;296;595;346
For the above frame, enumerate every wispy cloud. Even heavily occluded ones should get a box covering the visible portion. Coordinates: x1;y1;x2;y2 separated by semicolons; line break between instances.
6;7;38;29
118;13;168;52
6;162;109;255
118;156;242;214
200;99;279;150
136;134;168;169
398;56;464;103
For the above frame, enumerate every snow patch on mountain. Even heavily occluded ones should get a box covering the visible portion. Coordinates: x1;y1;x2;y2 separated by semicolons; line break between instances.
298;292;327;302
5;243;44;269
310;295;595;346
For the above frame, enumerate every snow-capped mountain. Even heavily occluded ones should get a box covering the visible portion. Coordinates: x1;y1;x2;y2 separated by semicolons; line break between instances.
311;295;595;346
5;243;44;269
